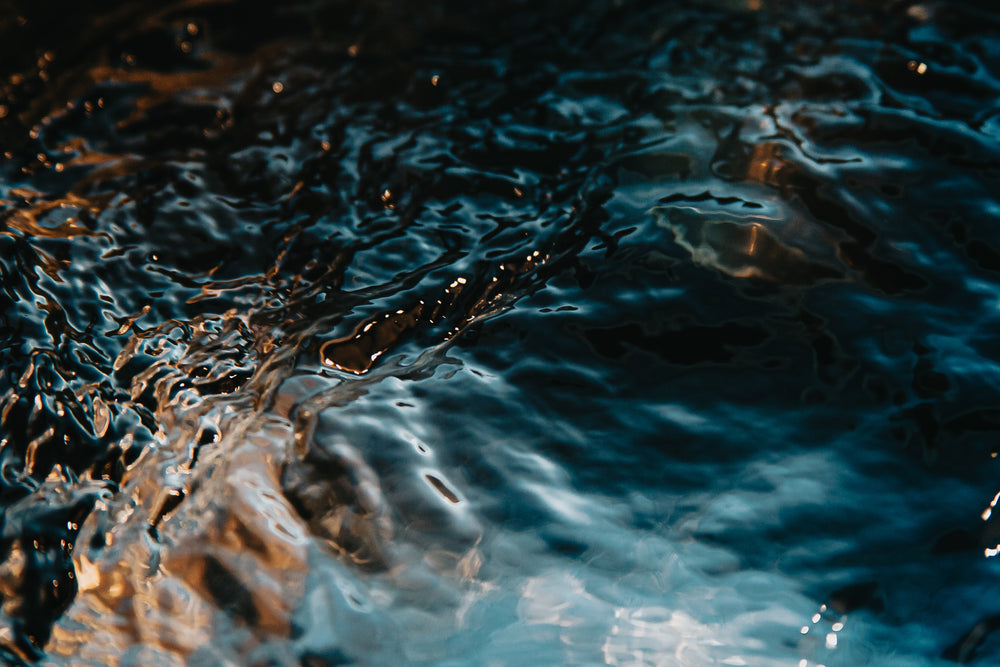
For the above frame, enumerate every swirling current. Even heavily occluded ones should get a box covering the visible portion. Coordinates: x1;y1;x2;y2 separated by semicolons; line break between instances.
1;0;1000;664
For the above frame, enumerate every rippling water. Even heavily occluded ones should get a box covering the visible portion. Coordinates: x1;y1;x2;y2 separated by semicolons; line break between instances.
2;0;1000;664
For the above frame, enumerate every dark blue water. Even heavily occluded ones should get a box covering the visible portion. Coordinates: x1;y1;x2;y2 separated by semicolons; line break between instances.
2;0;1000;664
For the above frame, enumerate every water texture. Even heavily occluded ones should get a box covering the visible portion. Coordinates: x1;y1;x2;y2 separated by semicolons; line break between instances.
1;0;1000;664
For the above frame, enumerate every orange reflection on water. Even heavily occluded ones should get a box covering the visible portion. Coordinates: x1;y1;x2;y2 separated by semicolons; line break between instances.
3;192;110;240
49;418;310;664
320;303;423;374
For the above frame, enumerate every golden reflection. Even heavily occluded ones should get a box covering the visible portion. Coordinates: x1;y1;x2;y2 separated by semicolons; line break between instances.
745;142;789;186
3;192;112;240
656;207;841;285
50;419;308;663
83;45;263;132
320;302;422;374
92;395;110;438
981;491;999;521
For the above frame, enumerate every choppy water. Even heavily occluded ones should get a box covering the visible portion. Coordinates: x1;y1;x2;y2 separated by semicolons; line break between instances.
2;0;1000;664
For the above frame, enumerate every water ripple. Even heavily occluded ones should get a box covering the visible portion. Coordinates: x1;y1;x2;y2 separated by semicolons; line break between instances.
1;0;1000;664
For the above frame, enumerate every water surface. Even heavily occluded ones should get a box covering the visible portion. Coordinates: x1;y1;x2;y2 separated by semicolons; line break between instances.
2;0;1000;664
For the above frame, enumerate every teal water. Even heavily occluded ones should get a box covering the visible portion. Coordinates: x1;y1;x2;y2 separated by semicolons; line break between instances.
2;1;1000;664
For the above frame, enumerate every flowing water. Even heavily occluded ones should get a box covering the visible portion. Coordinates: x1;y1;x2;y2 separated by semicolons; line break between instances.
2;0;1000;664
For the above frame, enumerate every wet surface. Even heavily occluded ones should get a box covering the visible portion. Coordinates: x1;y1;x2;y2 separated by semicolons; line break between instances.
2;0;1000;664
